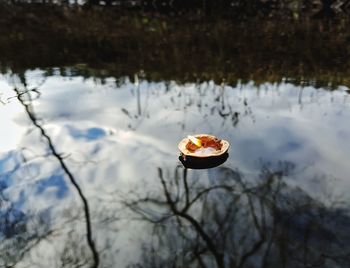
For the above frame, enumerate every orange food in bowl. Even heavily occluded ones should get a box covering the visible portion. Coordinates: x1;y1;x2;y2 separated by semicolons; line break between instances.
185;135;223;152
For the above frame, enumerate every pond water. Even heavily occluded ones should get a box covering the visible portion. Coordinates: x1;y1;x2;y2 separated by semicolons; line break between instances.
1;69;350;268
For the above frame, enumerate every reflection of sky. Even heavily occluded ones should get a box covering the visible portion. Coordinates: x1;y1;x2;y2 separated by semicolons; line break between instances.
0;80;27;152
0;71;350;266
1;72;350;205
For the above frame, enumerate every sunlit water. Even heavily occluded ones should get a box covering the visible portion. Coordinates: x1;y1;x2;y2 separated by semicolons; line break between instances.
1;70;350;267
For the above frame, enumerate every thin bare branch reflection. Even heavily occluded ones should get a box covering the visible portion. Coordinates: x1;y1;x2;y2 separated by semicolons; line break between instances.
0;182;53;268
13;85;100;268
125;163;350;268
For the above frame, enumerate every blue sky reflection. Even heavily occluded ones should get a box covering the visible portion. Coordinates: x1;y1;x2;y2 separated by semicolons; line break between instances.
0;71;350;267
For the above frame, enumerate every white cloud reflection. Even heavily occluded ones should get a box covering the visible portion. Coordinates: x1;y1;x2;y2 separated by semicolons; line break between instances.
1;71;350;267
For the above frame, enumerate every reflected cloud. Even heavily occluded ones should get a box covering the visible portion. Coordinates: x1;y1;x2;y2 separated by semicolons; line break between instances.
0;71;349;267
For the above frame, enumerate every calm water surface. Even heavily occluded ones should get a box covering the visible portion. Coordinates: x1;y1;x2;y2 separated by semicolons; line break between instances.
1;70;350;267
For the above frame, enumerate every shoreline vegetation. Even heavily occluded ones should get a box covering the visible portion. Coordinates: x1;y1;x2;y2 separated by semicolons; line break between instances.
1;2;350;88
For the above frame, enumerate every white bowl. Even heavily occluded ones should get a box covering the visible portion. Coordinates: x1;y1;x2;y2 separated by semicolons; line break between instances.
178;134;230;158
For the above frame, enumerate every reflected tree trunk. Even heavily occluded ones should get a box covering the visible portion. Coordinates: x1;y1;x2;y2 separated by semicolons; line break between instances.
13;86;100;268
158;168;225;268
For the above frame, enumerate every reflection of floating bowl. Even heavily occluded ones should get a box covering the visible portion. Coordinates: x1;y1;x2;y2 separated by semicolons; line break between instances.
178;134;230;158
179;153;229;169
178;134;230;169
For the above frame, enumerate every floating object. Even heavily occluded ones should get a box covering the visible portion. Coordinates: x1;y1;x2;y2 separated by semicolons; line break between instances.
178;134;230;158
179;153;229;169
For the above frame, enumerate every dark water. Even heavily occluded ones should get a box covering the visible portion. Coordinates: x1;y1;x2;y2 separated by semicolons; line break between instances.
1;68;350;267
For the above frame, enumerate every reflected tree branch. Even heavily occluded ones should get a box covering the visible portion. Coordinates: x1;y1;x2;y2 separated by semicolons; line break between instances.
158;167;225;268
13;87;100;268
125;162;350;268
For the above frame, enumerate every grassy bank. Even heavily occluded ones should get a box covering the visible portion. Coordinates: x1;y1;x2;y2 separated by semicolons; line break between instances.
1;4;350;87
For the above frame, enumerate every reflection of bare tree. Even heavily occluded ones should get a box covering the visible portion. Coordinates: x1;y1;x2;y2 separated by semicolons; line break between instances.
13;85;100;268
125;163;350;268
120;73;151;130
0;179;52;267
